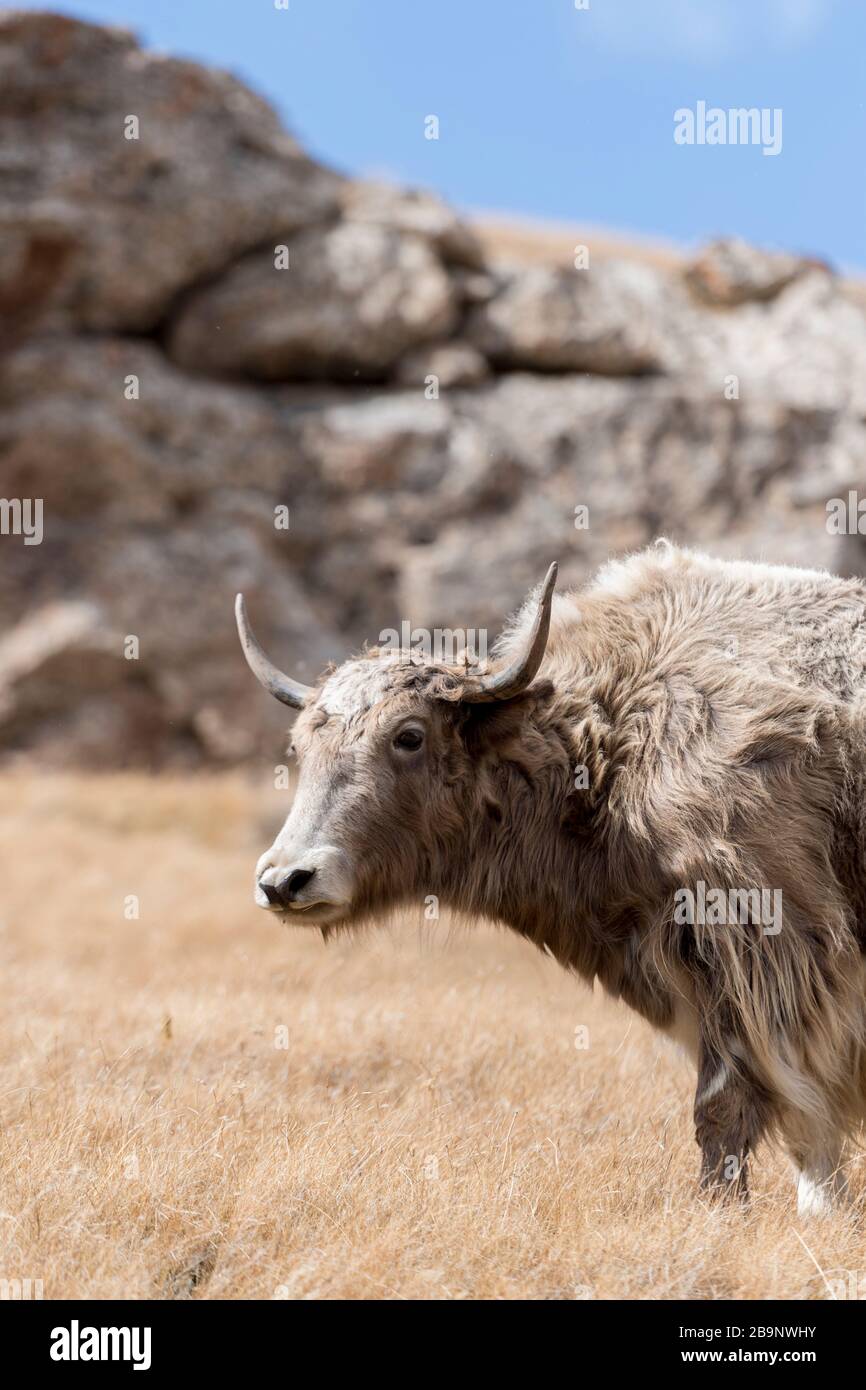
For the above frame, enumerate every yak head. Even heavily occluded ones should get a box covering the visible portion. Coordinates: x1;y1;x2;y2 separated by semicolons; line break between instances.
236;565;562;932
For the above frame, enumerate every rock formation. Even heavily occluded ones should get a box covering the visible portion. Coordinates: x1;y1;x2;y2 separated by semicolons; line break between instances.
1;12;864;765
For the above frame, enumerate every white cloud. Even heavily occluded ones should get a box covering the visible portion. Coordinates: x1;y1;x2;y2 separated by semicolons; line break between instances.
768;0;831;45
580;0;833;65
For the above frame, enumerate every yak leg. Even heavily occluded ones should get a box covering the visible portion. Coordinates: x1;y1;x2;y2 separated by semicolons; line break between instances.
693;1039;765;1201
787;1129;847;1217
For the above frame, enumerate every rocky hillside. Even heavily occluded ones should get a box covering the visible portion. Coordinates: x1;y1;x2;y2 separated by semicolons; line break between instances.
2;12;865;766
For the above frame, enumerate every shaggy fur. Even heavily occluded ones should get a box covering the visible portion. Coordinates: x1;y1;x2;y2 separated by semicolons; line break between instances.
260;542;866;1212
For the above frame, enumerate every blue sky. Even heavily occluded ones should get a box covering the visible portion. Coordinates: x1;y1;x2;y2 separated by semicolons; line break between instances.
25;0;866;269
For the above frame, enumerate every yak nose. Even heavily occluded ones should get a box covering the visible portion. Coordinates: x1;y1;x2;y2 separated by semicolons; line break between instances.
260;881;283;907
282;867;315;900
263;867;316;907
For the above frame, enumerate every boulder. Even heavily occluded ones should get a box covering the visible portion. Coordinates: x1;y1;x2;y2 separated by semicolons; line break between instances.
466;260;669;374
0;11;341;332
674;271;866;414
684;236;829;307
168;223;459;380
340;180;485;269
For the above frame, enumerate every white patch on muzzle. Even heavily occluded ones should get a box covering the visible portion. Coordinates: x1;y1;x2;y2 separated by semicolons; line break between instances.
255;842;353;912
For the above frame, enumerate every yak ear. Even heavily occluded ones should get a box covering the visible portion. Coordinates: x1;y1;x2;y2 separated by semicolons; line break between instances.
457;681;554;755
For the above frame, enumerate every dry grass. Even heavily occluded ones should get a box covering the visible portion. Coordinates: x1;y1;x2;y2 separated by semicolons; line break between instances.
1;771;865;1300
471;212;686;272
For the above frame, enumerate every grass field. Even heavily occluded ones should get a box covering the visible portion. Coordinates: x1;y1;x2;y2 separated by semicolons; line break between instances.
1;771;865;1300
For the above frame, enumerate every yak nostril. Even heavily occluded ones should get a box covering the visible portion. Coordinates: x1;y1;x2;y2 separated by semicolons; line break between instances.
261;881;283;906
281;868;315;902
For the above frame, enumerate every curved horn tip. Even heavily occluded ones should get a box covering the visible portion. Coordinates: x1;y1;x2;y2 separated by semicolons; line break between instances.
459;562;558;704
235;593;253;641
234;592;313;711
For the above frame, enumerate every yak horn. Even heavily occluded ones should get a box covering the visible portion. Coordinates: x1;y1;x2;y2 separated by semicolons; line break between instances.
235;594;314;710
461;562;558;703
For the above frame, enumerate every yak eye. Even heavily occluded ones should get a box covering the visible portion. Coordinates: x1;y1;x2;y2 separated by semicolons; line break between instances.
394;727;424;752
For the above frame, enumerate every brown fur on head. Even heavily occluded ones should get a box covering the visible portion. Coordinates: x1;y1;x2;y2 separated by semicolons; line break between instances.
254;649;579;936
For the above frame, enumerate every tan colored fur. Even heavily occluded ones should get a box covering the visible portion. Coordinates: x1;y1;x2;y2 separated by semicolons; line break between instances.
260;542;866;1208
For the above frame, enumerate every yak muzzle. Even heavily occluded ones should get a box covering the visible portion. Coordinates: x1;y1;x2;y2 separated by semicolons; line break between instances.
255;844;353;921
260;868;316;909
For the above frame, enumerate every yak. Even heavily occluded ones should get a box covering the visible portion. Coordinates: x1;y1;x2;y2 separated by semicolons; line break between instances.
236;541;866;1215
